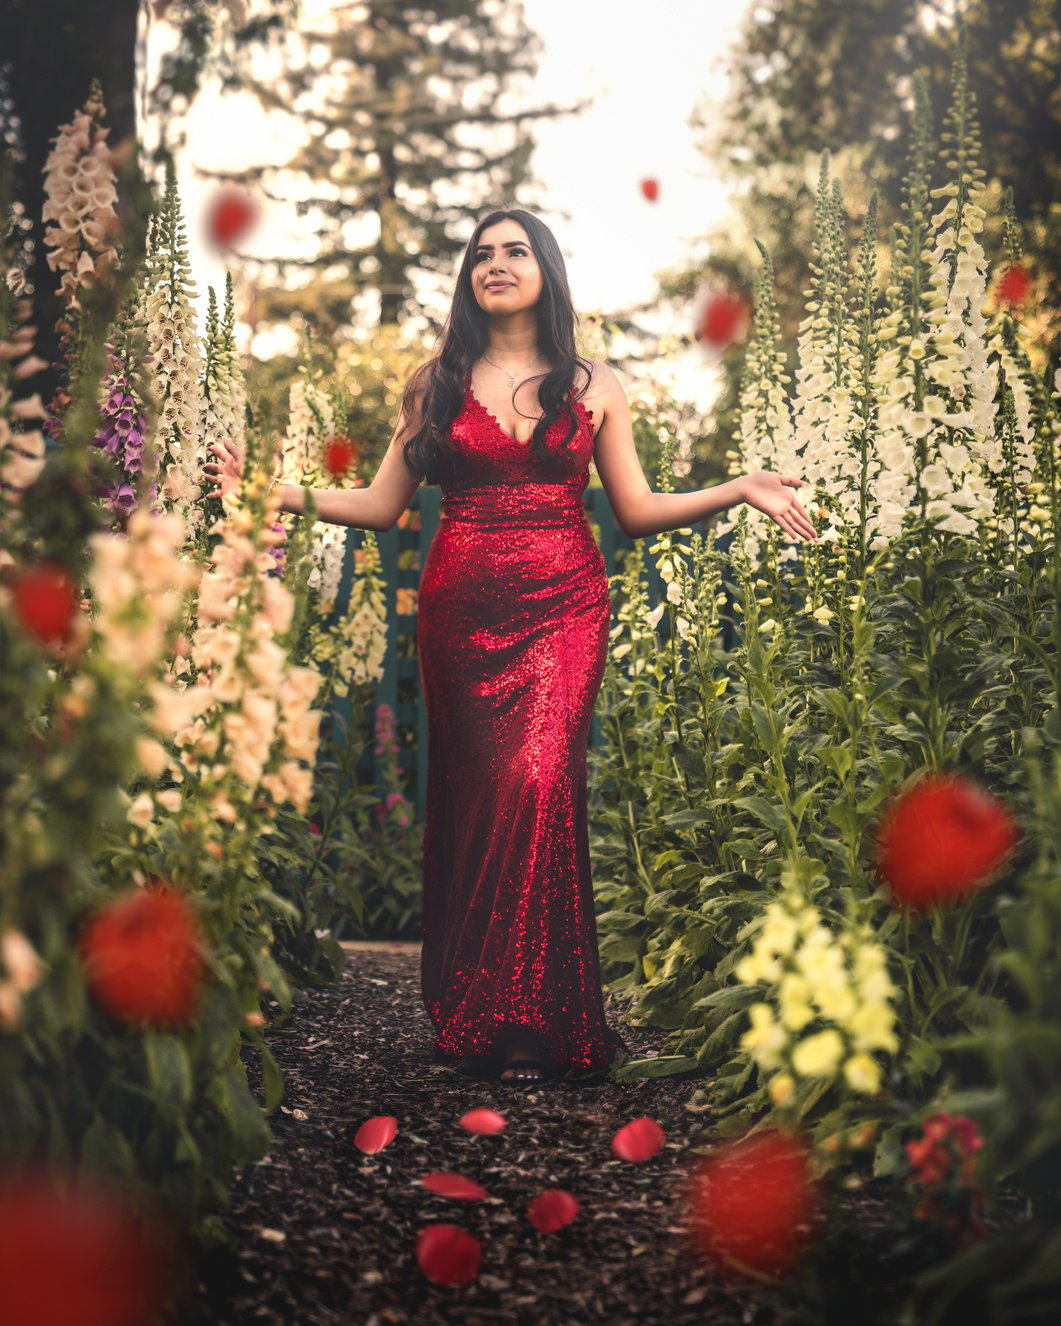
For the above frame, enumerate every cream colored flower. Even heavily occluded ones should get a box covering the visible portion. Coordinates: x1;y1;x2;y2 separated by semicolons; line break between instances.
778;973;816;1032
843;1052;883;1095
768;1072;796;1107
791;1028;845;1079
740;1002;786;1071
135;735;170;779
1;929;44;993
126;792;155;830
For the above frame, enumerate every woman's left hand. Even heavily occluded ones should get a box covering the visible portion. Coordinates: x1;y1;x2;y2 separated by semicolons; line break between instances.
740;470;818;542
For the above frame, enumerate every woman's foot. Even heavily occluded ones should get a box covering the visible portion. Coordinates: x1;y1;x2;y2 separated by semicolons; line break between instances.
498;1034;557;1085
500;1057;549;1085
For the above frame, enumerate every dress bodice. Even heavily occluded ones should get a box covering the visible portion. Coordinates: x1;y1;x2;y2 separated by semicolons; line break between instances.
440;377;596;496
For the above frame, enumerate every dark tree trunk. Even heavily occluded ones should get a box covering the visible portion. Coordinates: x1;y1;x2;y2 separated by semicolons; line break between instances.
2;0;146;416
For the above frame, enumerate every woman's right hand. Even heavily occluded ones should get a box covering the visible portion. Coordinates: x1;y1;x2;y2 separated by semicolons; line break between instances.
201;438;245;501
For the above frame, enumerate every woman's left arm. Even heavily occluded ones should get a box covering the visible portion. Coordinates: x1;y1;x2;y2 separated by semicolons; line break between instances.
591;363;817;542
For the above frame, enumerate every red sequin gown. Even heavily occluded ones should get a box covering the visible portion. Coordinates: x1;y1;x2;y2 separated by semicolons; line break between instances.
416;375;630;1074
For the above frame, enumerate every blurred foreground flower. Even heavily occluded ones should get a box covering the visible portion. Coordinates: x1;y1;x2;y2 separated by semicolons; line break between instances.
0;1167;179;1326
694;289;751;351
9;561;81;647
204;187;260;251
871;772;1020;909
78;883;206;1028
685;1130;818;1278
639;177;659;202
323;434;359;478
996;262;1032;306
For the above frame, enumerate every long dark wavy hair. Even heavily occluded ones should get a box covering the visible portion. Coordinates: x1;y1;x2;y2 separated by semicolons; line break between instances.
399;208;593;485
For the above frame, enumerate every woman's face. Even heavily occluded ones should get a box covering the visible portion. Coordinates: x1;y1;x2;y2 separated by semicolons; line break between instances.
469;219;543;317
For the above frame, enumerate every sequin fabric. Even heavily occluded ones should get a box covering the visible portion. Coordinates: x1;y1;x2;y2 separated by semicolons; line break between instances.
416;376;631;1073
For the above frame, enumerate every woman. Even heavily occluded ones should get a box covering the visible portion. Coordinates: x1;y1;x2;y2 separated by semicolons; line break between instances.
205;207;817;1087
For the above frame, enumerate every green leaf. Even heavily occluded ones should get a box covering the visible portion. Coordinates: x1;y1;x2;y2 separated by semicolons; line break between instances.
873;1123;905;1177
609;1055;701;1082
143;1033;192;1118
245;1027;285;1112
731;795;788;835
210;1064;271;1164
80;1115;137;1178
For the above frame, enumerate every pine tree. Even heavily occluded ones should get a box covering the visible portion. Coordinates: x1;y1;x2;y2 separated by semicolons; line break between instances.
200;0;583;330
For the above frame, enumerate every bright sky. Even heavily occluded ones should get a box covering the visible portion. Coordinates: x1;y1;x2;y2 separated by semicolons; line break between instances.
148;0;753;408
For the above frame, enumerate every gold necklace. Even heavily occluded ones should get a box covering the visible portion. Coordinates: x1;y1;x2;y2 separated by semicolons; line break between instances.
481;351;543;390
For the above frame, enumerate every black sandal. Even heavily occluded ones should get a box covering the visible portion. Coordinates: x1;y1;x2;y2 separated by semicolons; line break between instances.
499;1057;558;1085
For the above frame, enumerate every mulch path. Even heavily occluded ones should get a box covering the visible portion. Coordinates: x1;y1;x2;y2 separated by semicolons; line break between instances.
183;944;787;1326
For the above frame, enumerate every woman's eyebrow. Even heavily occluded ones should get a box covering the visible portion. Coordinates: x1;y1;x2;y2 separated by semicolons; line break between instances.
474;240;531;251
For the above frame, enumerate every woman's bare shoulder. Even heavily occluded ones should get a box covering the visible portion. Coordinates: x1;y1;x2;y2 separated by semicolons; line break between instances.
575;358;627;408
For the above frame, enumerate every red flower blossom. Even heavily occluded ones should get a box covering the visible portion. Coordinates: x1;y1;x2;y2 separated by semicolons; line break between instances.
695;290;751;350
997;263;1032;306
10;561;80;646
323;435;359;478
354;1116;398;1154
611;1116;665;1162
78;884;206;1028
905;1113;987;1248
205;188;259;250
685;1130;818;1278
871;772;1020;910
527;1188;579;1232
415;1223;481;1286
640;178;659;202
0;1168;178;1326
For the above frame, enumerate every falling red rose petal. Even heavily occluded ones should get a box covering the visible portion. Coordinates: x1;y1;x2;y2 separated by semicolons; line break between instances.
685;1130;817;1278
527;1188;579;1233
419;1172;489;1201
611;1116;665;1162
206;189;259;249
415;1223;482;1287
78;884;206;1028
323;435;359;478
997;264;1032;305
871;772;1020;910
696;291;750;349
354;1116;398;1154
0;1168;178;1326
459;1108;506;1135
640;178;659;202
11;561;80;646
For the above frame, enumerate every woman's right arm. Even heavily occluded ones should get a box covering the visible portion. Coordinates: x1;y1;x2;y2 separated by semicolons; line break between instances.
205;391;425;531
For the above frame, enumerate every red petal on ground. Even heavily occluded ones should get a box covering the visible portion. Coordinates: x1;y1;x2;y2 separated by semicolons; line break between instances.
640;178;659;202
415;1223;482;1286
459;1108;506;1135
526;1188;580;1232
870;772;1020;909
611;1117;665;1162
353;1116;398;1154
419;1172;489;1201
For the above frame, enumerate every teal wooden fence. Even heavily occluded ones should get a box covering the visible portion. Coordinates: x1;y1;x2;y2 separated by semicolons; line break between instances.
327;484;670;820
